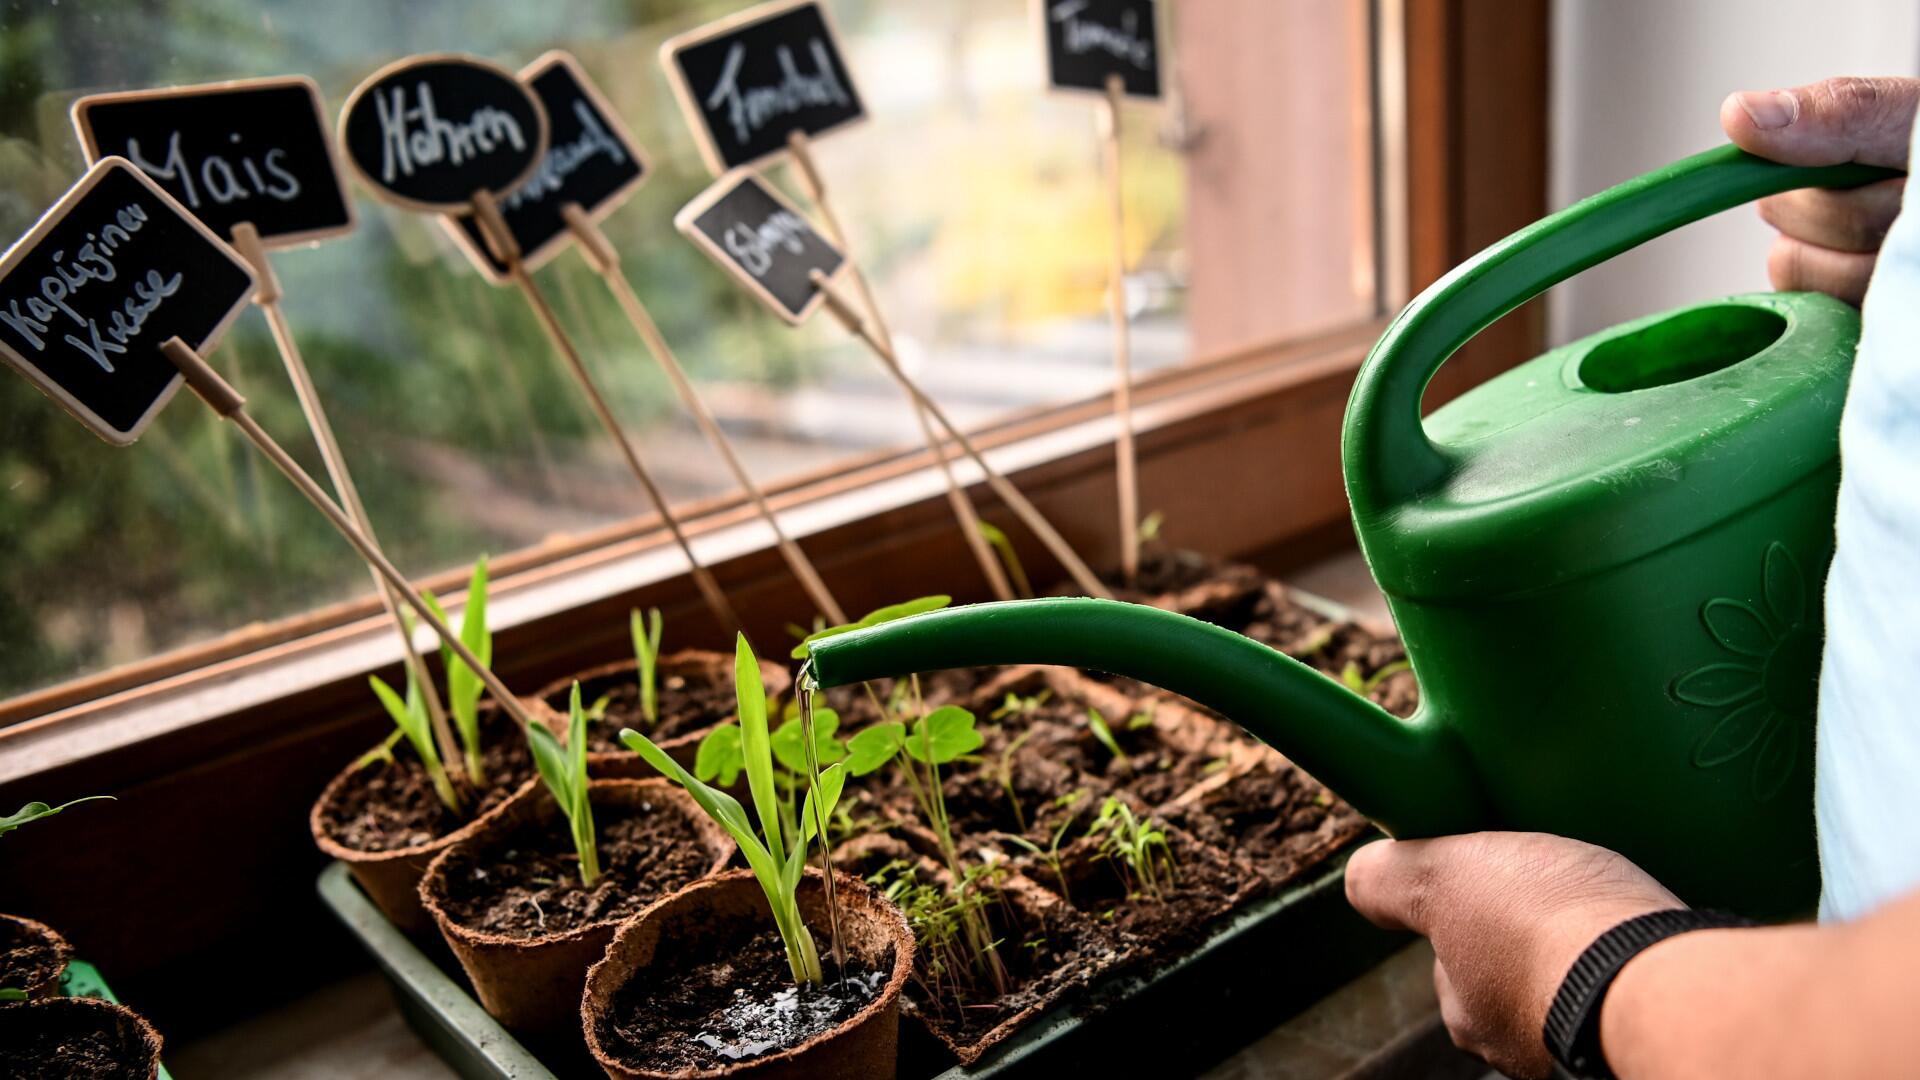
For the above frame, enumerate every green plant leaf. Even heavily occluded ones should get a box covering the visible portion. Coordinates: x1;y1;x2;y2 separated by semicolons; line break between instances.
735;634;786;870
780;762;847;899
975;522;1033;599
695;724;745;786
907;706;982;765
770;711;846;774
353;729;405;770
632;607;663;726
370;673;434;769
0;988;24;1001
790;595;952;659
425;557;490;767
1085;707;1127;763
846;722;905;775
525;716;574;815
0;795;114;837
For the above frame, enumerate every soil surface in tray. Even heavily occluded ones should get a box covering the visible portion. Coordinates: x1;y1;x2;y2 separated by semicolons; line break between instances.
0;1006;149;1080
433;797;716;936
316;708;536;853
558;666;740;752
0;920;63;994
596;926;890;1072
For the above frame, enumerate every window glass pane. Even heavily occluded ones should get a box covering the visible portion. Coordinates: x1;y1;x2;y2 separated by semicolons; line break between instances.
0;0;1375;700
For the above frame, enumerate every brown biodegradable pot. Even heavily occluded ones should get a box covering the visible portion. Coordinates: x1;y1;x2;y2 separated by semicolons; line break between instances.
535;650;791;779
310;703;550;935
0;914;71;999
421;779;733;1035
583;869;914;1080
0;995;163;1079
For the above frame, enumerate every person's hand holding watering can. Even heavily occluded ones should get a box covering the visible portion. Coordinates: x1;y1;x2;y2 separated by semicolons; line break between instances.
1348;75;1920;1080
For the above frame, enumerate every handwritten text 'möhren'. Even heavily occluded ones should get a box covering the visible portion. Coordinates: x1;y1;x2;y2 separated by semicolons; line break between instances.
0;200;186;373
374;82;528;183
704;39;852;146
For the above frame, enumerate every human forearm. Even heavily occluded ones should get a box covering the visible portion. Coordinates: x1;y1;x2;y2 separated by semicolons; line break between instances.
1602;892;1920;1079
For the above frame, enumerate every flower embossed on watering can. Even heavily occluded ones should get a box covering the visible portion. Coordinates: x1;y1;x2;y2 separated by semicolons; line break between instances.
1678;540;1821;804
805;145;1903;919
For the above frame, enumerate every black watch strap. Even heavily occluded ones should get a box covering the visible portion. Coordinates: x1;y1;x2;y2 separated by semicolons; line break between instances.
1543;908;1756;1079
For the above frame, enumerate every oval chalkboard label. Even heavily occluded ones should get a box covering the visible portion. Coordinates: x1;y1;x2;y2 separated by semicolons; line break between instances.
338;54;549;213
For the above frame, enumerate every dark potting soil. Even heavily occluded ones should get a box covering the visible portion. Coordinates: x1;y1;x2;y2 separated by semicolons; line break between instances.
0;919;63;994
1048;826;1251;959
317;709;536;853
0;1004;150;1080
598;926;889;1072
557;664;741;752
434;798;715;937
1166;764;1371;890
1095;548;1263;610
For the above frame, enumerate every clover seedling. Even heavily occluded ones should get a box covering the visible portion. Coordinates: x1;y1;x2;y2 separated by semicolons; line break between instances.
630;607;664;727
526;684;601;886
0;796;112;838
624;634;845;985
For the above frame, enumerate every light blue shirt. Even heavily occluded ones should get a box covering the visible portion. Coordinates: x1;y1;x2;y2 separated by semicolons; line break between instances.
1815;117;1920;922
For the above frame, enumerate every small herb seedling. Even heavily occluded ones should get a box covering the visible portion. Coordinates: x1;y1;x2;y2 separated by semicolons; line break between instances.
995;727;1037;832
1085;707;1129;768
0;796;113;838
869;858;1010;1017
1003;789;1087;904
989;688;1052;721
1137;510;1165;547
975;521;1034;599
630;607;664;727
1087;796;1175;900
423;557;492;785
525;683;600;886
625;635;845;985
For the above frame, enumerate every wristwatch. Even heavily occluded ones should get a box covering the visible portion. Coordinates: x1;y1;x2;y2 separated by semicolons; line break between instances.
1543;908;1756;1079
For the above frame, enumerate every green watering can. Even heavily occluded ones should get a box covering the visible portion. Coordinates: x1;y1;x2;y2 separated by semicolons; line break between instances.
806;145;1902;918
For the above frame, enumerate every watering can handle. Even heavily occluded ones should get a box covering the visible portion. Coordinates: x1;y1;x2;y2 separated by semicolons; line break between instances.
1344;144;1903;511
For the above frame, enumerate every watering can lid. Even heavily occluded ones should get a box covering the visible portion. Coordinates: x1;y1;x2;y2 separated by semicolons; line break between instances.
1359;291;1857;601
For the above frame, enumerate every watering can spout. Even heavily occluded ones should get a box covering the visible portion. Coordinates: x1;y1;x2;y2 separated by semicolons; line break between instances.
805;597;1491;839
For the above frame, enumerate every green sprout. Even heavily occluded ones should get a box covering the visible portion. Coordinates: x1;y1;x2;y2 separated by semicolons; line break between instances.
1085;707;1129;768
1086;796;1175;900
525;684;600;887
1138;510;1165;545
869;857;1011;1016
975;521;1033;599
1339;658;1413;697
0;796;113;838
694;702;848;850
423;557;492;785
368;652;461;814
995;727;1038;832
624;635;845;985
630;607;664;727
846;703;1008;995
989;688;1052;721
0;989;23;1002
1003;790;1087;904
790;595;951;660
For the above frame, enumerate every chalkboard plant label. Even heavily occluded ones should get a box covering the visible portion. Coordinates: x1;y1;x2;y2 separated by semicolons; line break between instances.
661;0;866;175
338;53;549;213
72;76;356;249
445;51;649;282
1040;0;1163;99
0;157;255;444
675;169;845;324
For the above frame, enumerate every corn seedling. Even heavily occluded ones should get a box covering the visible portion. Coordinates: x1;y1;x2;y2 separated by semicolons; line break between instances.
1339;658;1412;697
368;649;462;814
526;684;601;886
422;558;492;786
1002;789;1087;904
624;635;846;985
1137;510;1165;546
1086;796;1175;900
694;702;849;850
0;796;112;838
975;521;1033;599
630;607;663;727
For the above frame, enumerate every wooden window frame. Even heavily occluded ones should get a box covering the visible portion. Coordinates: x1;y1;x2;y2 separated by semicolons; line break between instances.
0;0;1547;1038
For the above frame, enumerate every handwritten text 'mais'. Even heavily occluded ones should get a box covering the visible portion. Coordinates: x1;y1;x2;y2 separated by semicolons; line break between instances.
125;130;302;211
502;101;625;212
704;39;852;146
723;208;811;277
0;202;184;372
1051;1;1153;69
375;82;527;183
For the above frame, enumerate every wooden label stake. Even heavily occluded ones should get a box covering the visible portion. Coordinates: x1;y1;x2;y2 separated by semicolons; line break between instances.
784;131;1015;602
470;189;743;638
1102;73;1141;586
